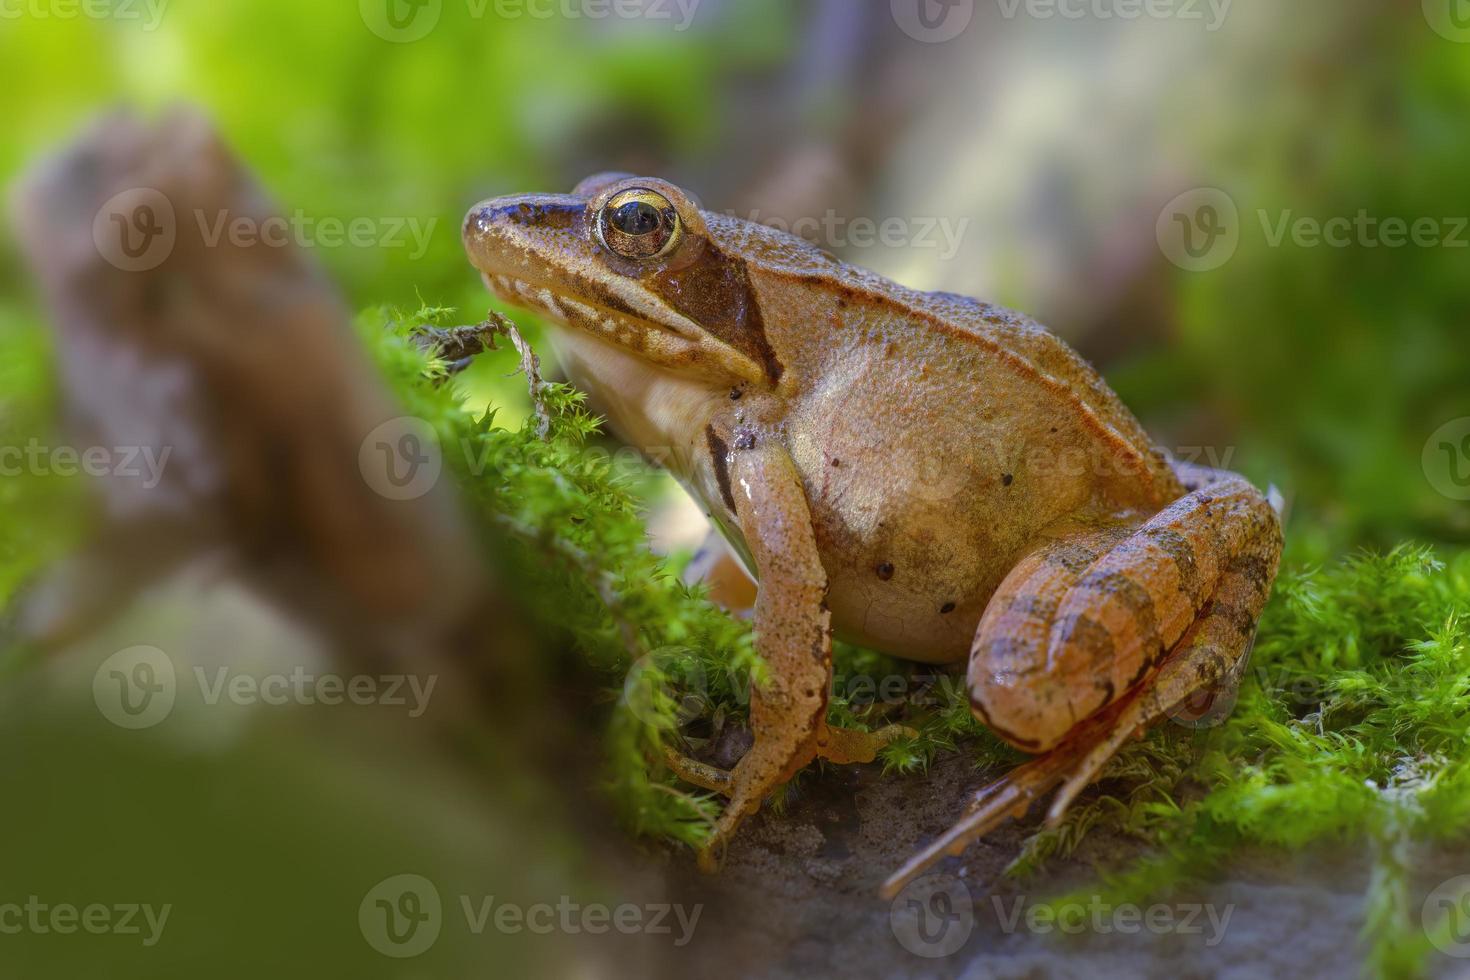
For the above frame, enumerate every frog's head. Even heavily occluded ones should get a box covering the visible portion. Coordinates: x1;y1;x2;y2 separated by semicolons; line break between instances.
464;173;787;388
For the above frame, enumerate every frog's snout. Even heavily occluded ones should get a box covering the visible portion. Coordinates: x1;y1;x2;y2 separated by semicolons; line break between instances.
462;194;587;271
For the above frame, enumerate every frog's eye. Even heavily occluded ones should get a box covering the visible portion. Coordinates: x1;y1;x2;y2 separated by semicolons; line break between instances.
596;189;682;259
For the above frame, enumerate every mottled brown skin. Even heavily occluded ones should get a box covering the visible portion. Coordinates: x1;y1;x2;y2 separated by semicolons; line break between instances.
462;174;1283;892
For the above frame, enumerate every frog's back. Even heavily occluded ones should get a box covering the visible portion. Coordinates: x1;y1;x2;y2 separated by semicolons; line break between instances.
906;288;1180;499
713;212;1180;505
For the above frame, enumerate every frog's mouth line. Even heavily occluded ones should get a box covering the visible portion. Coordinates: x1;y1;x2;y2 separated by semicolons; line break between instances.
481;270;703;345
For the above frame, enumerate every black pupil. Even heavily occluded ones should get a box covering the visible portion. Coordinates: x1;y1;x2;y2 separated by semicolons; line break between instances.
611;200;662;237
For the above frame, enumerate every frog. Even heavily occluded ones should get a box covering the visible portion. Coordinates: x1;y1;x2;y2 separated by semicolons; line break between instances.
462;173;1284;898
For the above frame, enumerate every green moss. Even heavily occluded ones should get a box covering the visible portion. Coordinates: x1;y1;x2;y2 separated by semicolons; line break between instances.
0;303;1437;974
369;308;1470;978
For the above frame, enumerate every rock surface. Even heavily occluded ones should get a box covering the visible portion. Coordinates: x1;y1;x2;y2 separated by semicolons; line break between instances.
658;752;1464;979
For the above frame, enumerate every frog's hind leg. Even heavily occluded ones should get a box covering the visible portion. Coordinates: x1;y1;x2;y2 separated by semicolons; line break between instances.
988;533;1274;847
972;470;1281;755
881;471;1281;899
1042;485;1282;820
877;524;1144;899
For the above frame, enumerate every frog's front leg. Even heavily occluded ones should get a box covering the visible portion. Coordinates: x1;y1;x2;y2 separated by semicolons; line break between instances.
688;438;906;872
881;467;1282;898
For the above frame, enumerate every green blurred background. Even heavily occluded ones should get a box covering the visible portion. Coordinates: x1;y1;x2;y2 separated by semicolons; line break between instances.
1;1;1468;976
5;0;1466;554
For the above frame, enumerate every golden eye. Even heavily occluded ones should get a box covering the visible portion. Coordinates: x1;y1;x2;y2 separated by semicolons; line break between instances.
596;189;681;259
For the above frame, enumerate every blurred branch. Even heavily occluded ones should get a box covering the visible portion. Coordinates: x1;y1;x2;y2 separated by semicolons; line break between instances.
7;108;518;680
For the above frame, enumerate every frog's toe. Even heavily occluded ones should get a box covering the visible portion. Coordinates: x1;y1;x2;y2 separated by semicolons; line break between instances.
663;747;734;796
815;723;918;765
878;705;1122;901
695;837;726;874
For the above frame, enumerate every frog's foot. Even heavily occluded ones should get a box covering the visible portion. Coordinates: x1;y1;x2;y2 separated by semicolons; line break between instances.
663;747;733;795
815;723;917;764
678;723;916;872
665;723;911;800
879;702;1127;900
693;733;811;873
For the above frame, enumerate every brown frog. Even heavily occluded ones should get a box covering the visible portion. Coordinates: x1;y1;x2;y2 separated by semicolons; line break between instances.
462;174;1283;897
